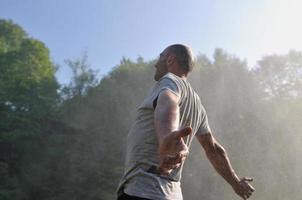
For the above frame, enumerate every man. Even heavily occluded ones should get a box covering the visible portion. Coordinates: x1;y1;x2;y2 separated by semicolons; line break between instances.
117;44;255;200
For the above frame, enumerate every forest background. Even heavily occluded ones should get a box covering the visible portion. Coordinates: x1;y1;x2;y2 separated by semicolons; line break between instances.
0;19;301;200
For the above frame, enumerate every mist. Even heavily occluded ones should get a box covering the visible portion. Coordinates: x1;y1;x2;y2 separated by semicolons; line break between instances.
1;19;301;200
58;49;302;199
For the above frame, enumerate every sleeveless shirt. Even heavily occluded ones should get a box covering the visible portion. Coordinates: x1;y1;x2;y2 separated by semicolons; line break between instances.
117;73;211;200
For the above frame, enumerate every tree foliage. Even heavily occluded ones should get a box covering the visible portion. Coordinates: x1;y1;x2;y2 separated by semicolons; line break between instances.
60;52;99;100
0;20;26;54
1;19;301;200
256;50;302;99
0;19;59;200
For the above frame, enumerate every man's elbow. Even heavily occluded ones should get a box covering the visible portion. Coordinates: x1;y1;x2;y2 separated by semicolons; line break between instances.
197;133;227;158
205;142;226;159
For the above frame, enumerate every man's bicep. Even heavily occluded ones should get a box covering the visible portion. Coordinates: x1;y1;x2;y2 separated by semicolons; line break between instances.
196;131;220;155
154;90;180;140
195;111;214;151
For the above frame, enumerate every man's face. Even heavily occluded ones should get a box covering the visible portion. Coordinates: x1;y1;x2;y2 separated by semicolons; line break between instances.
154;50;168;81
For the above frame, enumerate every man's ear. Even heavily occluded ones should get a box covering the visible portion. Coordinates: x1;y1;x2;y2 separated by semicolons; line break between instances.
166;54;175;66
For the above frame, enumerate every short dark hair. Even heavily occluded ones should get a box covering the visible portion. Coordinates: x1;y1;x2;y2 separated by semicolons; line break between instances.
166;44;195;72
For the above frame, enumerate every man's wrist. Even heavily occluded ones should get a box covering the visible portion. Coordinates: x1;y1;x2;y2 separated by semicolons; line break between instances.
230;173;241;188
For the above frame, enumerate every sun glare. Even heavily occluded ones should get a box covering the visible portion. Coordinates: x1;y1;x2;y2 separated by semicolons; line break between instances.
262;0;302;52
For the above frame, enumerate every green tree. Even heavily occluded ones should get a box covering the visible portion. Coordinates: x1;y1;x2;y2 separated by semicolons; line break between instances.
0;19;59;200
57;57;154;199
60;52;99;100
0;19;26;54
1;19;301;200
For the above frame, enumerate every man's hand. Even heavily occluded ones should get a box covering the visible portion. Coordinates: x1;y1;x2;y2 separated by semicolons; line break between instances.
158;126;192;175
232;177;255;200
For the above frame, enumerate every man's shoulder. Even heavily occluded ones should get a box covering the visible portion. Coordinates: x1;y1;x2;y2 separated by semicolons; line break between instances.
159;73;185;87
160;72;179;81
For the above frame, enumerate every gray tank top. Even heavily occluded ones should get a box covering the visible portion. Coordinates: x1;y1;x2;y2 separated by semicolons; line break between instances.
117;73;211;200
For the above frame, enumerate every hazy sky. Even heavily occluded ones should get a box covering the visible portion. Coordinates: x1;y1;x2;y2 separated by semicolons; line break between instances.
1;0;302;84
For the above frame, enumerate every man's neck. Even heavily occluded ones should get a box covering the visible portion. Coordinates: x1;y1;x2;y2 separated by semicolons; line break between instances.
167;72;187;81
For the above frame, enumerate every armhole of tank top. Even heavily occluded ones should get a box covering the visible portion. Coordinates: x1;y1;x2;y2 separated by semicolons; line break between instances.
153;96;158;110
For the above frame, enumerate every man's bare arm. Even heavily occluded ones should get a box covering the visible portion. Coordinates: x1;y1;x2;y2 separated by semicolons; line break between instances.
154;90;191;175
196;132;255;199
154;90;180;141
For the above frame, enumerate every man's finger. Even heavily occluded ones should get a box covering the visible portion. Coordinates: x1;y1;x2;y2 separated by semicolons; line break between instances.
173;163;181;169
175;126;192;139
249;185;255;192
243;184;255;193
158;168;172;176
163;153;186;165
173;153;183;164
243;177;253;182
160;162;181;172
179;148;189;155
247;190;253;196
161;157;172;167
180;155;187;163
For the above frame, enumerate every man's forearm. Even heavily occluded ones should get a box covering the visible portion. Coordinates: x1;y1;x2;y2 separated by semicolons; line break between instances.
197;133;255;198
205;143;240;187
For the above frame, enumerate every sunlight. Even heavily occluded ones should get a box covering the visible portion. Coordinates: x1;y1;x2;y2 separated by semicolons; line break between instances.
262;0;302;52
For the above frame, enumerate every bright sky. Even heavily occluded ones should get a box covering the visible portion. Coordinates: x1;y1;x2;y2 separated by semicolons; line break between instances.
1;0;302;84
